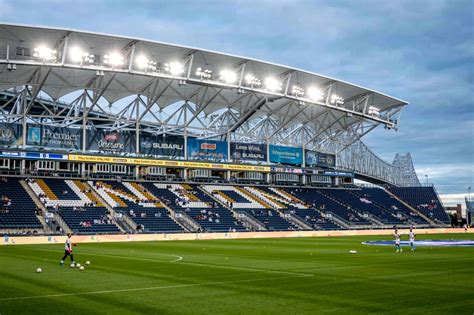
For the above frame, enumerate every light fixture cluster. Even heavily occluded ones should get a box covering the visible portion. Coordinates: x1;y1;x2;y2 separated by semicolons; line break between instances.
368;106;380;115
103;52;124;67
164;61;184;76
245;74;262;87
219;69;237;84
33;46;57;61
33;45;345;106
292;85;305;97
70;47;94;64
135;55;157;71
196;67;212;79
330;94;344;105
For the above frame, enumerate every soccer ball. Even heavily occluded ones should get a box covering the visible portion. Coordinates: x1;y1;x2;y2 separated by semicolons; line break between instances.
85;261;90;265
349;250;358;254
76;263;81;268
70;263;75;268
36;268;42;273
79;266;85;271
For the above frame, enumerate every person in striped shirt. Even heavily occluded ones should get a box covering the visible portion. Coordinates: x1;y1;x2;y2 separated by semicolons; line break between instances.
60;233;76;266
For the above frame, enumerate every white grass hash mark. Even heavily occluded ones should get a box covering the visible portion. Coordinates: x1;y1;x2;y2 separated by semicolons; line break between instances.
0;274;313;302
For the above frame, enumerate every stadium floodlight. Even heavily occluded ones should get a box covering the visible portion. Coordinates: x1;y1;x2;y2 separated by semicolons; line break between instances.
368;105;380;115
69;47;94;64
164;61;184;76
33;46;57;61
135;55;157;71
220;69;237;84
103;52;124;67
307;86;323;101
245;74;262;88
330;94;344;105
264;77;282;92
196;67;212;79
292;85;305;97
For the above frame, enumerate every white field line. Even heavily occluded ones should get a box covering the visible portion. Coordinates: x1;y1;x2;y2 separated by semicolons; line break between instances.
0;274;313;302
24;247;313;277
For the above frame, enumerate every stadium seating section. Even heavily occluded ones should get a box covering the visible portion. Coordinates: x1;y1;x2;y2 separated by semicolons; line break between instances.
0;178;42;230
1;176;451;234
388;187;450;224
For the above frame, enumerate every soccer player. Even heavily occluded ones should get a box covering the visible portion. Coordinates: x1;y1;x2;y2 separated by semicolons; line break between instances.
394;229;402;253
60;233;76;266
409;227;416;251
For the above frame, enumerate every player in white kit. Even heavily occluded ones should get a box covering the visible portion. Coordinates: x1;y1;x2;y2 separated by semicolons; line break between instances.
60;233;76;266
409;227;416;251
394;229;402;252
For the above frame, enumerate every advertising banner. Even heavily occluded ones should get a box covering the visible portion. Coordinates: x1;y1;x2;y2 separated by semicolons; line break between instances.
26;124;81;150
68;154;270;172
140;133;184;158
230;142;267;162
269;145;303;166
187;138;228;161
0;123;22;147
305;150;336;168
323;170;354;177
87;129;135;155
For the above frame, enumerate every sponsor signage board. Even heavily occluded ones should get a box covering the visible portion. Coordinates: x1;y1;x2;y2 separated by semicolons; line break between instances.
0;151;67;160
26;124;81;150
87;129;134;154
0;123;22;147
269;145;303;166
323;170;354;177
230;142;266;162
68;154;270;172
140;134;184;158
187;138;228;161
305;150;336;168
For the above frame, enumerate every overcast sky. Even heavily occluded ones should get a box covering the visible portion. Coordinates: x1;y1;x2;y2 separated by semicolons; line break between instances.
1;0;473;206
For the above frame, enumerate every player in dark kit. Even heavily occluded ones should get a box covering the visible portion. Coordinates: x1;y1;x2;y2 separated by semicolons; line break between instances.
60;233;76;266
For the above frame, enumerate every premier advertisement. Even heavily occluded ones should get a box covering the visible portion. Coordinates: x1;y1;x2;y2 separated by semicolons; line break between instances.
187;138;228;161
269;145;303;166
26;124;81;150
230;142;266;162
140;134;185;158
305;150;336;168
0;123;22;147
87;129;134;154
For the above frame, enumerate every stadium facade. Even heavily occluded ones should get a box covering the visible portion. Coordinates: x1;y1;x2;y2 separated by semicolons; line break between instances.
0;24;450;236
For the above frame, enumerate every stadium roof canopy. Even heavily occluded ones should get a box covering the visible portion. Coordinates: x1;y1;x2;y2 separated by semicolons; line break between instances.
0;23;408;154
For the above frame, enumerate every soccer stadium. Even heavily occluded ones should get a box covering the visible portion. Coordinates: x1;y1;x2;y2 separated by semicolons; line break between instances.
0;23;472;314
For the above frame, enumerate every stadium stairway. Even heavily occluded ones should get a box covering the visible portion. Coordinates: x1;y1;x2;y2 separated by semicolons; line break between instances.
388;186;450;225
146;183;246;233
242;187;311;230
139;183;202;232
198;186;266;231
20;180;53;233
383;188;437;226
78;181;133;233
92;181;188;233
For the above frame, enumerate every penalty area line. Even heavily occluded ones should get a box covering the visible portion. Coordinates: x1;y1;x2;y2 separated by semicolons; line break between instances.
0;274;314;302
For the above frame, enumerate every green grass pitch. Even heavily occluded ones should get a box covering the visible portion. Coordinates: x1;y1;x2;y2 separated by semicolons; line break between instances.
0;233;472;314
